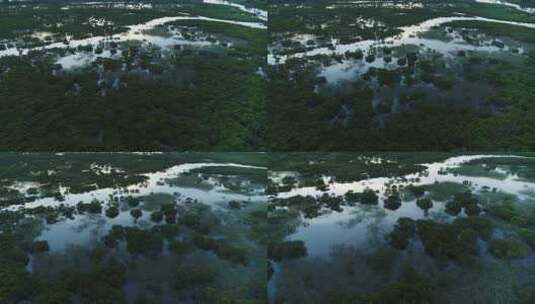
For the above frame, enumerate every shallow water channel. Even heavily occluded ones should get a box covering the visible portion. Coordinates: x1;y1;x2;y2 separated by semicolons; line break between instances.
268;154;535;303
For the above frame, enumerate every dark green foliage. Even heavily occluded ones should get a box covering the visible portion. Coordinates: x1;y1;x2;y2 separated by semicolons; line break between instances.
518;228;535;250
127;196;141;208
0;9;266;151
0;233;30;266
318;194;343;212
268;153;432;184
0;259;33;303
321;264;436;303
407;185;426;197
192;235;250;265
445;200;462;216
134;294;160;304
163;205;178;224
413;219;482;264
446;191;481;216
270;195;322;218
457;228;479;257
169;240;193;256
522;286;535;304
214;242;250;265
152;224;180;240
125;227;164;257
344;190;362;204
361;189;379;205
193;235;218;251
174;264;216;290
105;206;119;218
389;217;416;250
130;208;143;220
179;208;219;234
321;291;369;304
0;153;269;303
453;216;493;240
454;192;479;206
103;225;125;248
486;201;516;221
34;283;72;304
77;200;102;214
281;175;297;187
416;197;433;211
268;2;535;151
198;286;269;304
30;240;49;254
314;178;329;191
372;266;434;303
485;199;535;227
366;247;397;275
65;258;127;304
228;200;242;209
268;241;307;261
416;220;460;261
0;5;161;40
150;210;163;223
384;192;402;210
510;212;535;228
464;203;482;216
488;237;530;259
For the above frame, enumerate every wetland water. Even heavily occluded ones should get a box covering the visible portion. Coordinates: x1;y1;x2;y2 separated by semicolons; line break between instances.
268;153;535;303
2;153;535;303
6;162;266;211
475;0;535;14
203;0;268;21
0;0;268;151
2;1;535;303
269;15;535;66
0;0;266;69
315;15;535;83
0;15;265;69
268;0;535;84
267;0;535;151
0;153;268;303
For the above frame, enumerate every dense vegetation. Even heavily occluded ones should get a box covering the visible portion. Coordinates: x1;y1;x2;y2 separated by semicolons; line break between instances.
267;0;535;151
268;154;535;303
1;0;535;151
0;152;268;303
0;0;266;151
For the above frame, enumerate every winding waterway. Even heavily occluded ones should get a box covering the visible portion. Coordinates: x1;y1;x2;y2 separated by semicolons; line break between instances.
0;11;266;69
475;0;535;14
268;154;535;303
269;15;535;66
203;0;268;21
272;155;535;256
6;162;267;212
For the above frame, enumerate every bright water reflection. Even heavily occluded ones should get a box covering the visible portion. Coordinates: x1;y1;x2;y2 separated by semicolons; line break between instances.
9;162;266;252
273;155;535;257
